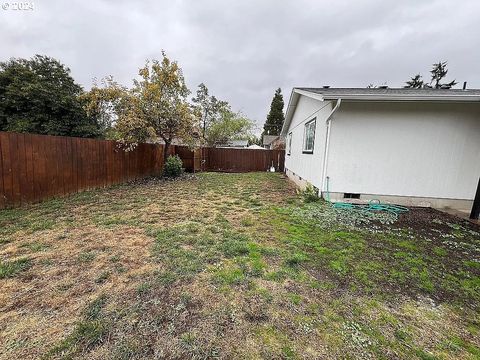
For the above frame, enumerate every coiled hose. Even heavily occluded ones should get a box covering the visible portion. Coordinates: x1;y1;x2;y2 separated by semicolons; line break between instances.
325;178;409;217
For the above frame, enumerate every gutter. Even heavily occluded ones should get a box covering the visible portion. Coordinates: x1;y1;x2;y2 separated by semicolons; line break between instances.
321;99;342;196
321;95;480;102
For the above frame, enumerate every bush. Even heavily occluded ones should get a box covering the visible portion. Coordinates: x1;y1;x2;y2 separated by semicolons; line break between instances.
301;184;319;203
163;155;183;178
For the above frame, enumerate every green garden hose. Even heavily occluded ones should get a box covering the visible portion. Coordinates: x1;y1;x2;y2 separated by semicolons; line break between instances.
325;178;409;217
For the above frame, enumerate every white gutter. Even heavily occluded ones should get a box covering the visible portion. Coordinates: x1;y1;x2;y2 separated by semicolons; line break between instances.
322;94;480;102
321;98;342;195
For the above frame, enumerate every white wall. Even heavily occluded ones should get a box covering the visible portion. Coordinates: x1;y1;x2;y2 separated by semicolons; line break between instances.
284;95;333;189
327;101;480;200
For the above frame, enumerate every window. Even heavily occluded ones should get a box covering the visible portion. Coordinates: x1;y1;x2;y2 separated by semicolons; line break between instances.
303;118;316;153
287;132;292;155
344;193;361;199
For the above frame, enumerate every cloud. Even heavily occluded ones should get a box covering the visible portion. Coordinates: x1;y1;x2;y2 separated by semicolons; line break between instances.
1;0;478;132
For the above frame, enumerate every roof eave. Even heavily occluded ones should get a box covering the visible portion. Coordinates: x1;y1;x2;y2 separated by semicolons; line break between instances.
322;95;480;102
281;88;327;137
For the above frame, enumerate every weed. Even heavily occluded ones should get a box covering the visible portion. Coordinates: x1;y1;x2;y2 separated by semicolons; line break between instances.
287;293;302;305
137;282;152;294
78;251;96;263
240;216;254;227
433;246;447;257
285;252;308;267
301;184;319;203
84;295;108;320
95;271;111;284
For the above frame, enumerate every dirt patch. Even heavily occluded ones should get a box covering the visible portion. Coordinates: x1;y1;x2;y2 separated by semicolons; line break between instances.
396;207;480;237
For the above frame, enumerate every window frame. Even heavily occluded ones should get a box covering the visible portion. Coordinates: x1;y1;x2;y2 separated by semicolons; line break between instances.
302;118;316;154
287;132;292;155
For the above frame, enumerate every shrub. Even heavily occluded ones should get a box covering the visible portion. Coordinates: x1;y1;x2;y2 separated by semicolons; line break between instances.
163;155;183;178
301;184;319;203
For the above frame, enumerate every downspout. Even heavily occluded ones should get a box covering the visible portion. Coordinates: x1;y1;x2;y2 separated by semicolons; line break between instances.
321;99;342;198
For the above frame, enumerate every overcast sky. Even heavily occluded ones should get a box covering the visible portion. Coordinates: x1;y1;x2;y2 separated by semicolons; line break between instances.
1;0;479;132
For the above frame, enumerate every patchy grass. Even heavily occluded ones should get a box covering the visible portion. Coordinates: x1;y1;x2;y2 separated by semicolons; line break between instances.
0;172;479;359
0;257;32;278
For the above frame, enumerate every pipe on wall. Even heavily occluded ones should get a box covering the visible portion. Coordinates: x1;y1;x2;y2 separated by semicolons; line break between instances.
321;99;342;195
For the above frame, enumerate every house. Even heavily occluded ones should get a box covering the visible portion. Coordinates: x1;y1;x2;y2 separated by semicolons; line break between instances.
281;87;480;213
263;134;285;150
248;144;266;150
218;139;249;148
262;135;279;149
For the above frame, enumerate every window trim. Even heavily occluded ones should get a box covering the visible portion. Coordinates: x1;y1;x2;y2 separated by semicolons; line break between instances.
287;132;292;155
302;118;316;154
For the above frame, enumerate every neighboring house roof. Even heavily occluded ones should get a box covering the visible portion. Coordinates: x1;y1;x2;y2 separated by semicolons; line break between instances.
263;135;279;146
282;87;480;136
248;144;266;150
270;137;285;150
224;139;248;147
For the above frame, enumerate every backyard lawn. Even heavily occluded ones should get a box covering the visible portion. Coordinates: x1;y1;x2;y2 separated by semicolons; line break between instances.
1;172;479;359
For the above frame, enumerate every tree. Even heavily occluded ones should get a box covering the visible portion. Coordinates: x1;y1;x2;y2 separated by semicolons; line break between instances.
192;83;254;147
0;55;101;137
404;61;458;89
263;88;284;136
79;76;123;139
430;61;457;89
192;83;228;141
404;74;424;89
205;108;254;147
83;52;196;162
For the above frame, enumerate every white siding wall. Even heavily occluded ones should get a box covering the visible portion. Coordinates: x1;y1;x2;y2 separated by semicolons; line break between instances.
326;101;480;200
284;95;333;189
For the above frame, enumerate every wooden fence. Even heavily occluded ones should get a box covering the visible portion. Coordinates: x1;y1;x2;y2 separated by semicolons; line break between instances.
0;132;285;209
204;147;284;172
0;132;164;208
174;146;285;173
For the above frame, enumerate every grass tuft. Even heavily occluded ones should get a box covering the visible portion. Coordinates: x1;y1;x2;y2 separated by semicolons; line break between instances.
0;257;32;278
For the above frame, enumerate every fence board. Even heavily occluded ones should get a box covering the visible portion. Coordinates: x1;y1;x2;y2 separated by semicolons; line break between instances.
17;134;29;204
1;133;13;206
0;134;5;208
46;136;57;198
9;133;22;204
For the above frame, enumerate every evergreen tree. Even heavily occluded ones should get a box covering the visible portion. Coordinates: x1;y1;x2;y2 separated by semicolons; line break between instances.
404;74;424;88
404;61;458;90
263;88;284;136
430;61;457;89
